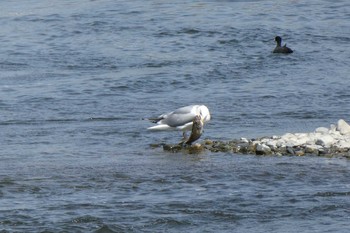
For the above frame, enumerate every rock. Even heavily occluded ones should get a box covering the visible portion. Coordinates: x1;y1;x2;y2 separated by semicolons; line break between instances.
256;144;272;155
211;141;232;152
334;140;350;149
240;137;249;143
315;127;329;134
281;133;311;147
329;124;337;132
286;147;295;155
305;144;322;154
276;139;286;147
251;140;260;146
265;140;277;149
281;133;296;142
295;149;305;156
188;143;205;154
163;144;182;152
204;139;213;145
337;119;350;135
294;134;310;146
276;146;287;154
285;142;296;147
315;135;335;147
318;148;331;156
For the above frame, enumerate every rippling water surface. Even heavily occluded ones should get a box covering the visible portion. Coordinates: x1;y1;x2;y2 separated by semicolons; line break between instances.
1;0;350;232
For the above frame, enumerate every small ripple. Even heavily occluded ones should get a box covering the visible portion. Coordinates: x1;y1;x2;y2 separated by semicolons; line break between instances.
0;177;16;186
70;215;102;224
314;191;350;197
143;60;186;68
278;110;332;119
0;117;122;126
146;217;193;229
0;61;29;69
94;225;123;233
179;28;201;35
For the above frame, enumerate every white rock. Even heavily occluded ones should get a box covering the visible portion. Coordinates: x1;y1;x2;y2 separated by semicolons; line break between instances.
240;137;249;143
256;144;271;154
281;133;296;140
265;140;277;148
260;138;270;143
335;140;350;149
281;133;299;146
283;133;310;146
329;130;342;138
315;127;329;134
251;140;260;146
295;133;308;138
294;137;309;146
337;119;350;135
276;139;286;147
285;142;296;147
329;124;337;132
315;135;335;147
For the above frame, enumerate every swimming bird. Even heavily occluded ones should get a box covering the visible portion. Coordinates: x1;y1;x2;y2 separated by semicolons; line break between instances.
146;104;210;142
273;36;293;54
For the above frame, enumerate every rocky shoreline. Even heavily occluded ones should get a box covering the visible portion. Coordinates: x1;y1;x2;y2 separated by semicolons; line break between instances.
156;119;350;159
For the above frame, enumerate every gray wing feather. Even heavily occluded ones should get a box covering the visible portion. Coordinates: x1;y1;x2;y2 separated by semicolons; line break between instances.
170;105;196;114
162;112;196;127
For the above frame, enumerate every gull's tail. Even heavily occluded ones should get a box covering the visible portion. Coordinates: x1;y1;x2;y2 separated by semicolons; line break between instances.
142;117;164;124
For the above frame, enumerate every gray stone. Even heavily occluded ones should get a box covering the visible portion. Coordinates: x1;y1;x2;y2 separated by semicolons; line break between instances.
286;147;295;155
256;144;272;155
305;144;322;154
295;149;305;156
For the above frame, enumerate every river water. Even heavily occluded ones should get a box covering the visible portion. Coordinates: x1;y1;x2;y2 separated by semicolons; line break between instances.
1;0;350;232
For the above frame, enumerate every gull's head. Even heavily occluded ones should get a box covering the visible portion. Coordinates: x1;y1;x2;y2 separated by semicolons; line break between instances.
198;105;211;124
194;114;203;124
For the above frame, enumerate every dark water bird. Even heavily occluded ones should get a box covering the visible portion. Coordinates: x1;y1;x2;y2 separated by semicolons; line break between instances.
273;36;293;54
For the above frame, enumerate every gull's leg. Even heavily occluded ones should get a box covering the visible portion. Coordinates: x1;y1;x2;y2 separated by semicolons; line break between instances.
178;131;188;145
183;131;187;139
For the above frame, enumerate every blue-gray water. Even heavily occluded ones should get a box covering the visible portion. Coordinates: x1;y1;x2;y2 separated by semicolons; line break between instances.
1;0;350;232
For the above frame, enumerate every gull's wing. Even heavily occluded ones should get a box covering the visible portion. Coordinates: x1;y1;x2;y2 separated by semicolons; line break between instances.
161;111;197;127
160;105;198;127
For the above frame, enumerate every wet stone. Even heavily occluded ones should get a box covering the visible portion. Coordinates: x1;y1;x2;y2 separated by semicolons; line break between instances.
162;143;205;154
286;147;295;155
256;144;272;155
295;149;305;156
